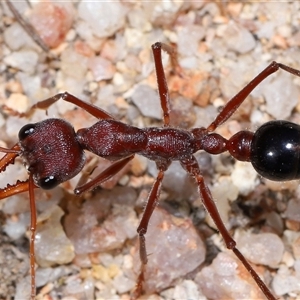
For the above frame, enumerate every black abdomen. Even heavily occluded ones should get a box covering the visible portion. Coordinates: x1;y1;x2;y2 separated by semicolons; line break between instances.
251;120;300;181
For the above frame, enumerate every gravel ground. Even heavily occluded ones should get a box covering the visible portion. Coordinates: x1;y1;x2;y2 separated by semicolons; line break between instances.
1;1;300;300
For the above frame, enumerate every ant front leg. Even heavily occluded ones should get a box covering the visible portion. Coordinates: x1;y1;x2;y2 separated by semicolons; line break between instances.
0;143;37;199
0;180;35;200
28;174;37;300
180;155;276;300
0;143;20;172
208;61;300;131
0;144;38;299
31;92;115;120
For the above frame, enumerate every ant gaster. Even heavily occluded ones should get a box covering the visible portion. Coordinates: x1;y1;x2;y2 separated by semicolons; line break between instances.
1;42;300;300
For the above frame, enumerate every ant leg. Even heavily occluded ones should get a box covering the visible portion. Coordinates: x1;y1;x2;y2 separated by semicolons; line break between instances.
74;155;134;195
0;180;36;200
208;61;300;131
75;157;98;189
0;143;20;172
0;144;36;200
0;144;38;297
31;92;115;120
0;178;38;298
137;169;165;264
28;174;37;300
152;42;173;127
0;145;20;154
180;155;276;300
133;161;170;298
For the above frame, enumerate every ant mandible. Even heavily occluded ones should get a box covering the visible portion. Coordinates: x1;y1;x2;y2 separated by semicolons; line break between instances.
1;42;300;300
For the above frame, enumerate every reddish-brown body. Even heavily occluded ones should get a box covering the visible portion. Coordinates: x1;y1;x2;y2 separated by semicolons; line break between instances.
78;119;197;162
78;120;147;160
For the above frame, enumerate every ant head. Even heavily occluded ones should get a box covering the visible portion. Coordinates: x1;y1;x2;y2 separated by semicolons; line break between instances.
18;118;86;190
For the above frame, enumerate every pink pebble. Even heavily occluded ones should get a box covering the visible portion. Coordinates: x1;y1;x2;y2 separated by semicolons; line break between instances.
29;2;74;48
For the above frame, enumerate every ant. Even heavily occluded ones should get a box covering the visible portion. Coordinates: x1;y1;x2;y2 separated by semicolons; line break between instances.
1;42;300;300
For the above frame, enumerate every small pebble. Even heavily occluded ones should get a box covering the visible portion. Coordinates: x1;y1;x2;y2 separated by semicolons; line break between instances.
78;1;126;38
29;2;74;48
131;84;161;119
263;72;299;119
35;205;75;267
231;161;258;196
135;207;206;293
195;252;265;299
223;21;256;54
4;50;38;74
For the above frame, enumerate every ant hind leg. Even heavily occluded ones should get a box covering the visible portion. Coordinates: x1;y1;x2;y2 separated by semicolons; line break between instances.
208;61;300;132
180;155;276;300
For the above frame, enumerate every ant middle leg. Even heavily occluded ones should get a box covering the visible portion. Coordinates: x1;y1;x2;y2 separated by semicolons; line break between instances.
180;155;276;300
152;42;178;127
137;168;166;264
132;43;178;282
74;155;134;195
134;160;170;297
208;61;300;131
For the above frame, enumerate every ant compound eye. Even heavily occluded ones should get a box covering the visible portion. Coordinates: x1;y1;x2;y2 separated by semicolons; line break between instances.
18;123;36;140
38;175;59;190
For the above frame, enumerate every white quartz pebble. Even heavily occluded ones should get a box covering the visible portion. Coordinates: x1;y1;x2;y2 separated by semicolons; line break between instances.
237;232;284;268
